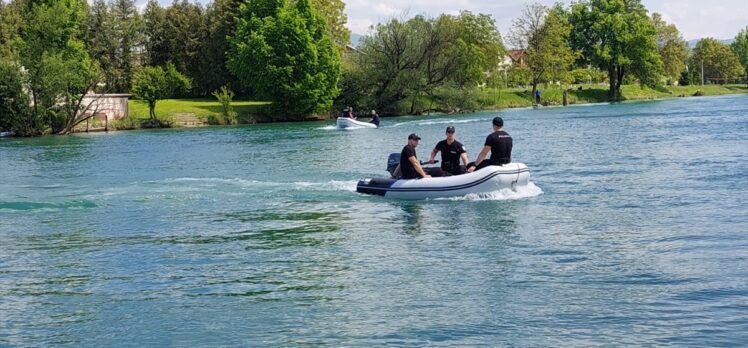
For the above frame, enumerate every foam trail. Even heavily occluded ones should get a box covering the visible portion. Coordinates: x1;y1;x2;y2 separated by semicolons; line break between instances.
439;181;543;201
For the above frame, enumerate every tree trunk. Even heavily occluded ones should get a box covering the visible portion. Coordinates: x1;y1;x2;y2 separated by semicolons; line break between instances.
608;64;617;101
149;102;156;120
615;66;625;100
531;83;537;105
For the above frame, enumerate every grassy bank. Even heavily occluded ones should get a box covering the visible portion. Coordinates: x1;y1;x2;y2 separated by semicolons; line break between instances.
479;84;748;109
128;99;269;123
113;84;745;130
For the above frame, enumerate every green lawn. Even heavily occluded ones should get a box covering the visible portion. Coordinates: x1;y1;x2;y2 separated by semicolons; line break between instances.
128;98;269;123
478;84;747;108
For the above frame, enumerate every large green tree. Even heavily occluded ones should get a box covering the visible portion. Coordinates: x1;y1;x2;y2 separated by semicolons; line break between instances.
310;0;350;51
651;13;688;85
509;3;575;101
689;38;744;84
349;12;504;114
731;27;748;85
570;0;663;100
16;0;103;135
0;61;30;133
228;0;341;117
0;0;22;59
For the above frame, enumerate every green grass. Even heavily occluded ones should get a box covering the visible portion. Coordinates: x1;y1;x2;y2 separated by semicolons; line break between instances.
128;98;269;123
478;84;747;109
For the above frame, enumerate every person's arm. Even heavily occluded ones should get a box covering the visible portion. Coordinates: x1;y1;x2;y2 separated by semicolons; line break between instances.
468;145;491;172
460;152;469;167
428;148;438;164
392;164;401;178
409;156;430;178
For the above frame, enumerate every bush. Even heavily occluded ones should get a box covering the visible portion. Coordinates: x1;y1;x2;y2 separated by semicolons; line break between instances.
111;116;141;130
211;85;238;125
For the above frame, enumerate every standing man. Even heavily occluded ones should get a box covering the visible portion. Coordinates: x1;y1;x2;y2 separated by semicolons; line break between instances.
535;89;541;105
428;126;469;176
467;116;512;172
392;133;431;179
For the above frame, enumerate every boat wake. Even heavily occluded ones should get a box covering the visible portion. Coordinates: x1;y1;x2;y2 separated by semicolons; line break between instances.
438;181;543;201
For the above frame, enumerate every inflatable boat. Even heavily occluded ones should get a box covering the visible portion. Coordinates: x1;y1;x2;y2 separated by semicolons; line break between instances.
356;154;531;199
336;117;377;129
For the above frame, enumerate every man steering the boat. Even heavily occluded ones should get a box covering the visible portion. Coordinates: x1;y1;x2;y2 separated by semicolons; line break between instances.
392;133;432;179
428;126;469;176
467;116;512;172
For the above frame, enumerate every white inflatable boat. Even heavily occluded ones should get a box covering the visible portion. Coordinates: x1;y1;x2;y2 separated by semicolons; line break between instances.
356;153;531;199
336;117;377;129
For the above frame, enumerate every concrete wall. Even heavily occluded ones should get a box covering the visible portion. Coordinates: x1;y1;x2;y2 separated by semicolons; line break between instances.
80;94;130;121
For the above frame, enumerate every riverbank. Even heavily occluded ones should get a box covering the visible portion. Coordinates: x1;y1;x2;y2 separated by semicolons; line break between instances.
42;84;748;133
478;84;748;109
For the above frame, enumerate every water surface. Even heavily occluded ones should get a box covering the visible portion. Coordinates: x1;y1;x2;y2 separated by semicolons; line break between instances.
1;95;747;346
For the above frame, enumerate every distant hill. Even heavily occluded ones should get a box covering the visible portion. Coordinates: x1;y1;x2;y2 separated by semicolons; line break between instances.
350;33;363;47
687;38;734;48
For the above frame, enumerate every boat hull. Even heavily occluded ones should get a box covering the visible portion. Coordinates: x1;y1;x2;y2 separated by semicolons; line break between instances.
336;117;377;129
357;163;530;199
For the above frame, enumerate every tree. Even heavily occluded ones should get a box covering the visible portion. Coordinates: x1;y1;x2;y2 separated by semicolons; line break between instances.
0;61;31;134
509;3;575;102
111;0;144;92
310;0;350;51
570;0;663;100
131;62;191;122
349;12;504;114
0;0;22;59
86;0;117;91
731;27;748;85
651;13;688;85
689;38;745;84
16;0;102;135
196;0;241;96
228;0;341;118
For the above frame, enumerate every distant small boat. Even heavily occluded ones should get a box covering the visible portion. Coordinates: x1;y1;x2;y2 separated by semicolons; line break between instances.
336;117;377;129
0;131;14;137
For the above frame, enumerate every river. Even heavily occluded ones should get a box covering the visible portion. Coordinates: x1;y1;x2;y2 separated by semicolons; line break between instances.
1;95;746;346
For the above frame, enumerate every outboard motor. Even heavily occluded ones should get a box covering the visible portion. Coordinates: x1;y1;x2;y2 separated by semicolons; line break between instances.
386;153;400;177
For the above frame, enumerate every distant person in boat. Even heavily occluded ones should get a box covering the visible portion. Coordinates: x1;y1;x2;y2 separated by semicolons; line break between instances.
348;106;356;119
466;116;512;173
428;126;469;176
392;133;432;179
368;110;380;126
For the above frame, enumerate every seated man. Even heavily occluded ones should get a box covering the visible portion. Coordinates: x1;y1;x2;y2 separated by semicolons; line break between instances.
369;110;380;126
391;133;432;179
428;126;469;176
467;116;512;172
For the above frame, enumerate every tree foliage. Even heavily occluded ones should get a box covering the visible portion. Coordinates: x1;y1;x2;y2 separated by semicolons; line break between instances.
228;0;341;118
131;62;192;121
14;0;103;135
348;11;504;114
509;3;575;98
731;27;748;82
651;13;688;84
310;0;350;51
570;0;663;100
689;38;745;83
0;61;31;133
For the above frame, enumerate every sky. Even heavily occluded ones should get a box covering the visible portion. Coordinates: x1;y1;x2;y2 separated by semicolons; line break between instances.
343;0;748;42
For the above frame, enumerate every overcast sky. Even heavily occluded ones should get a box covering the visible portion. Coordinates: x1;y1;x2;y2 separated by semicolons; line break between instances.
344;0;748;41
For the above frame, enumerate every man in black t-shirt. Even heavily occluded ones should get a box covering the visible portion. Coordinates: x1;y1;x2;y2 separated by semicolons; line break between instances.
428;126;469;176
392;133;431;179
467;116;512;172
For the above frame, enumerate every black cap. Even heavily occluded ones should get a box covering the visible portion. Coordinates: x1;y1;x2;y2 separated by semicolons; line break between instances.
408;133;421;140
446;126;455;133
492;116;504;127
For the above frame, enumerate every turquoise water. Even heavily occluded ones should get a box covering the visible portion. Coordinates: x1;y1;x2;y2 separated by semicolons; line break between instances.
1;95;746;346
